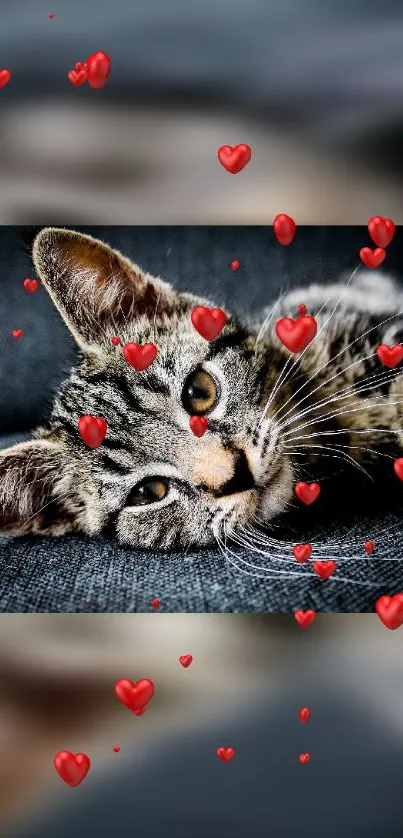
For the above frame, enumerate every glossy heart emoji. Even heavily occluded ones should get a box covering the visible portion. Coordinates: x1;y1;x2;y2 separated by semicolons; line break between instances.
12;329;23;339
367;216;395;249
217;748;235;762
299;707;311;723
115;678;155;712
299;753;311;764
273;214;296;246
122;342;157;371
294;610;316;627
359;247;386;269
230;260;240;271
189;416;208;437
111;336;121;346
112;746;121;752
86;51;111;88
68;68;87;86
191;306;227;341
54;752;91;787
295;482;321;505
217;144;251;174
23;278;39;293
313;560;337;580
0;69;11;89
179;654;193;668
376;344;403;368
375;594;403;630
151;598;160;609
275;316;317;353
364;540;375;555
292;544;312;563
78;415;107;449
394;458;403;480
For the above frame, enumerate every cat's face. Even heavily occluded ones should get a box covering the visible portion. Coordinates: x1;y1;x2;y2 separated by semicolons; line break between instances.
0;228;295;549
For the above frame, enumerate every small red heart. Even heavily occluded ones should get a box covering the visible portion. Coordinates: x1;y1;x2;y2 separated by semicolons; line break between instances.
54;752;90;787
133;707;147;717
78;415;107;449
299;753;311;764
217;748;235;762
364;540;375;555
151;598;160;609
375;594;403;630
0;69;11;90
189;416;208;437
299;707;311;723
367;216;395;249
111;336;121;346
292;544;312;563
23;278;39;293
230;260;240;271
217;144;251;174
112;746;121;752
294;610;316;627
48;13;55;18
376;344;403;368
298;304;307;317
295;482;321;505
359;247;386;269
191;306;227;341
68;69;87;87
75;62;87;72
122;342;157;371
275;316;317;353
273;214;296;246
86;51;111;89
115;678;155;712
12;329;23;339
394;458;403;481
313;560;337;580
179;654;193;668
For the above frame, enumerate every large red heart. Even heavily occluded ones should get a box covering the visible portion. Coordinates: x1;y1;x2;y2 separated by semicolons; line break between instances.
115;678;155;712
359;247;386;269
376;344;403;368
179;654;193;668
367;216;395;249
273;214;296;246
86;51;111;89
375;594;403;630
122;342;157;371
78;415;107;448
313;560;337;580
294;610;316;627
189;416;208;437
292;544;312;563
275;316;317;353
0;69;11;90
295;482;321;505
217;144;251;174
23;278;39;293
190;306;227;341
54;752;91;787
217;747;235;762
394;458;403;480
68;69;87;87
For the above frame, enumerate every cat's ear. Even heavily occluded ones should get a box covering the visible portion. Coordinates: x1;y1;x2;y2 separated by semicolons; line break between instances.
0;439;76;535
32;227;182;354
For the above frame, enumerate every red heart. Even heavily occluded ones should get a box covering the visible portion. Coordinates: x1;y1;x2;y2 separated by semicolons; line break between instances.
292;544;312;563
78;415;107;449
217;144;251;174
275;316;317;353
230;260;240;271
0;69;11;90
12;329;23;339
133;707;147;717
115;678;155;712
313;560;337;580
376;344;403;368
375;594;403;630
217;747;235;762
113;746;121;752
189;416;208;437
111;336;121;346
299;753;311;764
54;752;90;787
68;69;87;87
359;247;386;269
295;482;321;505
394;458;403;481
23;278;39;293
298;304;307;317
122;342;157;371
364;540;375;555
294;610;316;627
48;13;55;18
179;654;193;668
367;216;395;249
151;598;160;609
299;707;311;723
86;51;111;89
273;214;296;246
191;306;227;341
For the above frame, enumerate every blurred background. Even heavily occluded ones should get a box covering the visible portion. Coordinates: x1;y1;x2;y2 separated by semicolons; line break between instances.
1;0;403;223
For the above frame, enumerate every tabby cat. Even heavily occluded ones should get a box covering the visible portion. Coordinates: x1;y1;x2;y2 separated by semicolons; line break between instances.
1;227;402;549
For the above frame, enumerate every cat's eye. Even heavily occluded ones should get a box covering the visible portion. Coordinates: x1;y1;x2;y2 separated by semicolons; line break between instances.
181;368;218;415
125;478;169;507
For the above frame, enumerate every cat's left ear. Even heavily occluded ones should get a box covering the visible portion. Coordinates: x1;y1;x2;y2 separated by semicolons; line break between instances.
32;227;189;354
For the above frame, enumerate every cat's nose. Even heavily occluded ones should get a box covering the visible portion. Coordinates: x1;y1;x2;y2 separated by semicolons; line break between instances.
209;449;256;498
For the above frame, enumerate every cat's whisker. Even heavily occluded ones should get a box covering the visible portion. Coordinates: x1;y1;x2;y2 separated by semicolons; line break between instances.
283;396;403;440
283;446;373;480
283;441;395;460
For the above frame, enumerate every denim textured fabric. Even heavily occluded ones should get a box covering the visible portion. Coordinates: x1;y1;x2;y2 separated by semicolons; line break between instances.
1;227;403;612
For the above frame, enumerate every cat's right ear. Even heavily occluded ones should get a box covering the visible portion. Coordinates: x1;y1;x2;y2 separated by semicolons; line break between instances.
32;227;188;355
